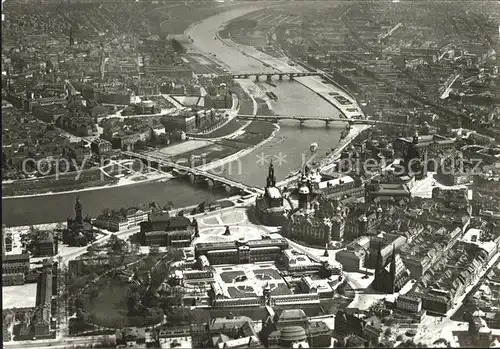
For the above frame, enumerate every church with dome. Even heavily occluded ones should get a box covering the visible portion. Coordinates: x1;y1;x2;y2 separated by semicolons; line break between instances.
255;162;287;226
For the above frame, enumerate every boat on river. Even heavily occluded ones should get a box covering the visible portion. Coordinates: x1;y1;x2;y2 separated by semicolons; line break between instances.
266;91;278;101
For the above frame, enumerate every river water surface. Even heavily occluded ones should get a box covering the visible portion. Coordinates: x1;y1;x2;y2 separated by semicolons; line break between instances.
3;6;343;226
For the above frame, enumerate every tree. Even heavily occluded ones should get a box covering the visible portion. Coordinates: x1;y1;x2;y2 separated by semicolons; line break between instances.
171;39;185;53
126;286;142;316
197;201;206;213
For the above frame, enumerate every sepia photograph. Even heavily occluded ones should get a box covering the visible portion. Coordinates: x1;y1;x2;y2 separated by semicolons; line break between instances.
1;0;500;348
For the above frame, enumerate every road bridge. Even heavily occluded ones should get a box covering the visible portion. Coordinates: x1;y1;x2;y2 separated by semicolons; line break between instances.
236;115;411;128
121;151;263;195
230;71;323;81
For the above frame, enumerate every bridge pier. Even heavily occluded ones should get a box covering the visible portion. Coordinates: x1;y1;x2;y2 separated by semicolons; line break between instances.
224;184;232;193
254;75;260;81
206;179;215;189
289;74;295;80
325;120;330;127
188;173;196;184
278;74;283;80
299;120;304;127
266;74;272;82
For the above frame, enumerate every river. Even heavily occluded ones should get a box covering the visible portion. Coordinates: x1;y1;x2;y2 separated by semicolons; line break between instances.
3;5;343;226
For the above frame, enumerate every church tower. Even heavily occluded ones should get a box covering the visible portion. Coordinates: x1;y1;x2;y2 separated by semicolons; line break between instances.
389;244;397;293
262;282;272;306
373;243;384;291
404;131;422;177
266;161;276;188
412;131;419;145
75;197;83;224
298;183;310;210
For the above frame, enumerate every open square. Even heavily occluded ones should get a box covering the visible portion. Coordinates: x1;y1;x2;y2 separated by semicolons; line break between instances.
2;283;38;309
213;263;292;299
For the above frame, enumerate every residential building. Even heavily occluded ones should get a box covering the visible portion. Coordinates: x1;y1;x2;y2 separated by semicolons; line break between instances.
282;214;335;246
393;133;455;155
344;206;383;241
373;245;410;294
91;138;113;155
162;111;197;133
34;231;58;257
2;253;30;275
365;181;411;202
3;273;25;286
396;294;422;313
336;241;368;272
334;311;382;343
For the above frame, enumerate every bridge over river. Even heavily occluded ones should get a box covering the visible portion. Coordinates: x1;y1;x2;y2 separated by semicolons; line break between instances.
236;115;411;127
230;71;323;81
121;151;263;195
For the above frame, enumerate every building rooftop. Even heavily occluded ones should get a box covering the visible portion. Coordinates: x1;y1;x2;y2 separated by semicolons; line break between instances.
280;326;307;342
316;176;355;190
149;215;191;230
277;309;308;324
267;187;282;199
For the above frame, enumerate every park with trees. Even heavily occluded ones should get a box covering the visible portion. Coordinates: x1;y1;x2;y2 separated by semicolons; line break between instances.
67;237;186;334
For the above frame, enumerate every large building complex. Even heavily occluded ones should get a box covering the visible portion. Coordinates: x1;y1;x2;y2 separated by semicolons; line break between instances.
94;207;151;232
33;269;53;338
195;237;289;265
139;215;195;247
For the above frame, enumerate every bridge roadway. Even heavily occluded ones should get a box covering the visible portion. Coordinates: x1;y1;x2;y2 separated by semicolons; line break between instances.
230;71;323;80
236;114;411;127
121;151;263;194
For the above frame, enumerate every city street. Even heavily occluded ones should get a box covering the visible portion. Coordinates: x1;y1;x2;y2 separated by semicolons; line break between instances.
4;335;116;349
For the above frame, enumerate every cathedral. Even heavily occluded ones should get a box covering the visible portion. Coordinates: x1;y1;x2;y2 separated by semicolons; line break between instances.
372;244;410;294
255;162;286;226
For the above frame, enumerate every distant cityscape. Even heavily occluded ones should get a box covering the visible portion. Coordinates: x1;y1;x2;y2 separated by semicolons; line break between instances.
2;1;500;349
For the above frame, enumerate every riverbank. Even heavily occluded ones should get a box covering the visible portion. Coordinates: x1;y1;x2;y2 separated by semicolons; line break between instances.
4;4;347;226
3;170;171;200
199;122;280;173
224;22;362;120
172;120;278;169
218;15;367;184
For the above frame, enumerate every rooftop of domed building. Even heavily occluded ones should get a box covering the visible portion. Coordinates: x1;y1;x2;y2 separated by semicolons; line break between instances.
277;309;308;324
279;326;307;342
